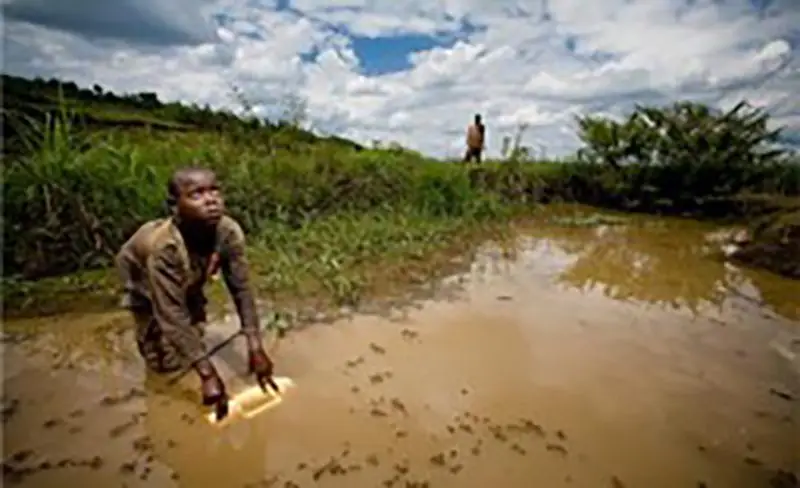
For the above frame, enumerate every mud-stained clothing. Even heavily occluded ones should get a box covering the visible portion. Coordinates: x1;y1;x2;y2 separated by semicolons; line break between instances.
465;123;485;163
115;215;259;372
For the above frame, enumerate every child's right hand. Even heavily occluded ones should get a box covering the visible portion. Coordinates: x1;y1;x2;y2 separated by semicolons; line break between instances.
200;372;229;419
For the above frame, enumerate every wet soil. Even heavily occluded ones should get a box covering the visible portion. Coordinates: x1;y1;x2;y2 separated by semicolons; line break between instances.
3;211;799;487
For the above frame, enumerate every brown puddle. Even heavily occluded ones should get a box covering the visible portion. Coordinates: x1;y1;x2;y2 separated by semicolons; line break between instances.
3;210;800;488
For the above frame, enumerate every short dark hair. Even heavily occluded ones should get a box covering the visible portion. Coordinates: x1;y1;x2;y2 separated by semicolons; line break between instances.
474;113;482;122
166;167;215;204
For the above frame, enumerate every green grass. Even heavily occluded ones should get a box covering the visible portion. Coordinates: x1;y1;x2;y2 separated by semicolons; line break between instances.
3;208;516;319
3;74;800;320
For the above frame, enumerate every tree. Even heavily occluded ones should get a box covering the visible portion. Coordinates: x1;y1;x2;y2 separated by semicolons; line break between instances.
574;101;788;196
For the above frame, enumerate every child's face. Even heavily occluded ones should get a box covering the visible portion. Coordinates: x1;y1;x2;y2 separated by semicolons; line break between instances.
175;170;225;226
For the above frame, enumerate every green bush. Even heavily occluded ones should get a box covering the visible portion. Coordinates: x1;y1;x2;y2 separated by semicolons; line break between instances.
574;101;800;200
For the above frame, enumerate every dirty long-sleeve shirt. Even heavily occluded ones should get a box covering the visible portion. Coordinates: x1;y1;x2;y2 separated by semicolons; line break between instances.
115;215;260;363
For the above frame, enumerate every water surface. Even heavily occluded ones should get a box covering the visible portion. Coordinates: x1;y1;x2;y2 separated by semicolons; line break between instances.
3;210;799;487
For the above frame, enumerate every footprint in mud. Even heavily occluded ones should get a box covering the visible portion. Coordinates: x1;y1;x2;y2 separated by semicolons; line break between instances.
42;417;65;429
546;443;569;457
370;407;388;418
109;417;140;438
68;408;85;419
744;455;764;467
365;454;380;467
496;295;513;301
1;399;20;423
310;457;347;481
428;450;465;476
389;398;407;415
366;396;408;418
368;371;393;385
400;328;419;342
99;387;146;407
510;443;527;455
461;414;568;459
610;475;627;487
3;454;106;484
470;439;484;456
768;386;795;402
345;356;365;369
369;342;386;355
132;435;155;454
381;459;419;487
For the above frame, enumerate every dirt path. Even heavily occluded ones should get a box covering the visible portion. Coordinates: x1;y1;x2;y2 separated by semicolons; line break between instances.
3;215;799;487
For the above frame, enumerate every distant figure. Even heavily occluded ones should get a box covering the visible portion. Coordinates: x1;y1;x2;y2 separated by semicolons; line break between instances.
464;114;486;163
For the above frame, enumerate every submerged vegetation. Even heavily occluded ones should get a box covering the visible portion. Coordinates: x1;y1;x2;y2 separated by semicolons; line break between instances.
2;73;799;318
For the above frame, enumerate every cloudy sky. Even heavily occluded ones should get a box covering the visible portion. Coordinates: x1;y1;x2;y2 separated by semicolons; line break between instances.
2;0;799;158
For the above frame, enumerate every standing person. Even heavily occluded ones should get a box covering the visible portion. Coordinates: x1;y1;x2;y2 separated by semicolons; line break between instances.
464;113;486;163
115;167;276;418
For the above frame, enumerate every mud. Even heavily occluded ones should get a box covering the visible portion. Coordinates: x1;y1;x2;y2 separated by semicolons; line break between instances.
3;211;799;487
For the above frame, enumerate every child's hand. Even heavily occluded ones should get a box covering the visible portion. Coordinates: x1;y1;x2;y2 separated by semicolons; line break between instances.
246;336;277;393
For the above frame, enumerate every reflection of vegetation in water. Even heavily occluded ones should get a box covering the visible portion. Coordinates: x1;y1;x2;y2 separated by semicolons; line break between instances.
532;215;800;319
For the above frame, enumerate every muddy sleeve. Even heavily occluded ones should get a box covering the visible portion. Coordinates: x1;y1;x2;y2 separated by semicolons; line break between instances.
115;244;138;308
220;222;259;332
220;221;260;334
146;246;206;362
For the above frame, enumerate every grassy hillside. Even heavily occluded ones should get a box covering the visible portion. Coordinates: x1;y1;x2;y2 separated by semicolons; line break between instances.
0;73;363;155
3;73;799;318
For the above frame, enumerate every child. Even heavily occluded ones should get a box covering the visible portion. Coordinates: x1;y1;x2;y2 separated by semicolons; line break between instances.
116;167;274;416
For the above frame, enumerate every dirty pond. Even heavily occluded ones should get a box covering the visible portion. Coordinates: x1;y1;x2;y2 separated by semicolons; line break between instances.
3;209;799;488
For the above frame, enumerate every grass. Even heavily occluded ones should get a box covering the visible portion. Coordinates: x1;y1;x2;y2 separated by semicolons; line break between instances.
3;209;517;320
3;74;800;321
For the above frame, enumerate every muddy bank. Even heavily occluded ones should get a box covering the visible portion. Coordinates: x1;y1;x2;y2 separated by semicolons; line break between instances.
3;212;799;488
730;209;800;280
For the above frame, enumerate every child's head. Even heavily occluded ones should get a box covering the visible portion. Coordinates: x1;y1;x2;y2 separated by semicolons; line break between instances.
167;167;224;226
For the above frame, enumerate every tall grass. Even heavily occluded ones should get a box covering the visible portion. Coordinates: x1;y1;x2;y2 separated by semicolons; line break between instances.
2;114;517;280
4;101;799;285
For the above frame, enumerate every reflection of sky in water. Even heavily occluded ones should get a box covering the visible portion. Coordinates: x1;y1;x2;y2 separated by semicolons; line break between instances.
458;221;799;321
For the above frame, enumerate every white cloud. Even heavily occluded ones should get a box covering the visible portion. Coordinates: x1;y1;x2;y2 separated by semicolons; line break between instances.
2;0;798;158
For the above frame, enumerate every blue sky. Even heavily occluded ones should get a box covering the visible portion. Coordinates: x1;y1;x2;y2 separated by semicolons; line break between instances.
2;0;798;158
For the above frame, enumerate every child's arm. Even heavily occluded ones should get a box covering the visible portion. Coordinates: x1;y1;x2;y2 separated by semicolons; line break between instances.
219;218;277;391
218;219;260;336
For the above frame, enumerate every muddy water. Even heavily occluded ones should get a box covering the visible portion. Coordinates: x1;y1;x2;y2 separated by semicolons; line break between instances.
3;211;799;488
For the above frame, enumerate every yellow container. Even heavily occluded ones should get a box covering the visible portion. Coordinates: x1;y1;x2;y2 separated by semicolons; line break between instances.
205;376;295;427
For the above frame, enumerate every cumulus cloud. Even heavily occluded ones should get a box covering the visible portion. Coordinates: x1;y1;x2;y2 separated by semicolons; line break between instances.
2;0;799;158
